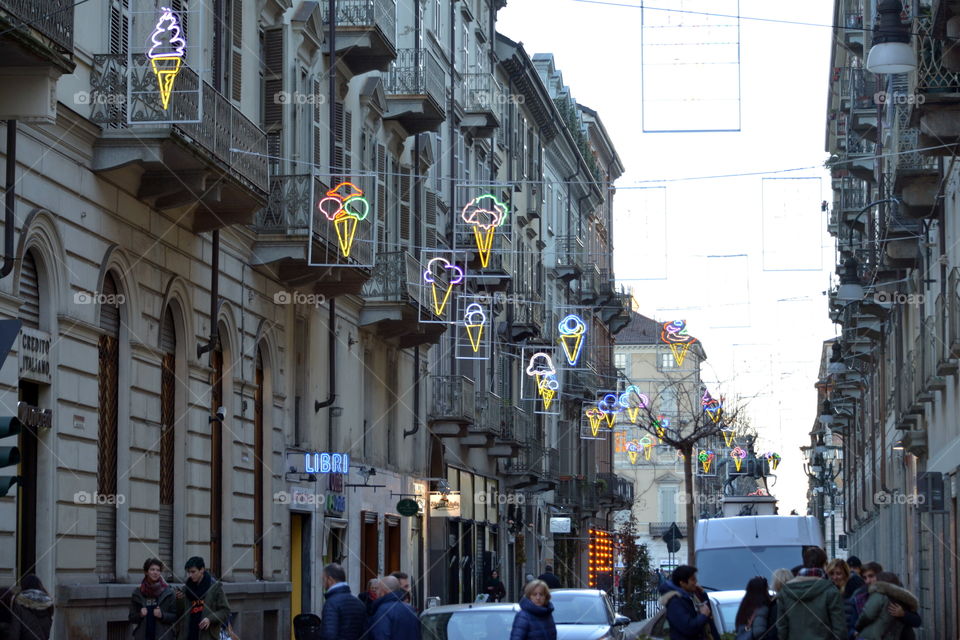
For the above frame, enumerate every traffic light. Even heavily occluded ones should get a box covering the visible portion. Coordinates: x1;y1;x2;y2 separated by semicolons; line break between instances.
0;414;21;497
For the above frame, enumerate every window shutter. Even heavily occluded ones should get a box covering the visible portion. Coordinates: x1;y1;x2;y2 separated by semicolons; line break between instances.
425;189;437;249
377;145;387;251
231;0;243;102
19;250;40;330
334;101;345;179
400;167;411;243
344;110;353;179
313;78;322;167
109;0;129;56
262;29;283;131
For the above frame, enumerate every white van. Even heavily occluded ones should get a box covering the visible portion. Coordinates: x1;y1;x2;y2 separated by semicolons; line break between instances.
693;515;824;592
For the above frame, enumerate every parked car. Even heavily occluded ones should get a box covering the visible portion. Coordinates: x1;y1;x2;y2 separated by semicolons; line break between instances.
420;590;631;640
635;590;746;638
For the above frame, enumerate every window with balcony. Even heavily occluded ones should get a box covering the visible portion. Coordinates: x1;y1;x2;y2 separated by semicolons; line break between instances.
659;485;678;523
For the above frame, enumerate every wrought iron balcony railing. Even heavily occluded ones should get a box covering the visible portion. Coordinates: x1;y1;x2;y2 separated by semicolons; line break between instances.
360;251;420;303
916;15;960;96
0;0;74;52
649;522;687;537
471;391;503;436
558;479;599;511
321;0;396;47
90;53;268;194
385;48;445;107
429;375;476;422
462;72;503;114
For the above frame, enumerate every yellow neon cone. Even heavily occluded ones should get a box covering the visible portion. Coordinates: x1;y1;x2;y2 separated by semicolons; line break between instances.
603;411;615;429
559;332;584;364
627;450;638;464
430;281;455;317
702;460;712;473
627;406;640;423
333;215;359;257
151;56;183;110
722;430;736;447
465;323;484;352
670;342;692;366
472;225;496;267
644;445;652;460
588;413;603;437
734;458;743;472
540;388;555;410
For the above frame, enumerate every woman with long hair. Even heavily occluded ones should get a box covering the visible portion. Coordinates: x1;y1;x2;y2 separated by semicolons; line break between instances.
734;576;773;639
509;579;557;640
8;574;54;640
826;559;851;594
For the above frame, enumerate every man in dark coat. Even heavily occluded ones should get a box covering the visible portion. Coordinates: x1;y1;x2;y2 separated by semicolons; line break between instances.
320;563;366;640
537;566;562;590
657;565;720;640
369;576;421;640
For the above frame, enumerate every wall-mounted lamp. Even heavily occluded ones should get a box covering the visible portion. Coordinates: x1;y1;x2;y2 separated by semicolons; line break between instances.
837;257;865;302
866;0;917;74
827;342;848;375
819;400;835;426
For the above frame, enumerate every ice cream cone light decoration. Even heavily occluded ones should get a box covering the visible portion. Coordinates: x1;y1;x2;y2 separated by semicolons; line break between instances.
585;407;604;437
318;182;371;258
148;7;187;110
463;303;486;352
660;320;698;366
558;314;587;365
701;389;723;424
654;415;669;442
422;258;464;317
721;428;736;448
597;393;620;429
626;440;641;464
731;446;747;472
766;452;782;471
461;194;508;268
525;353;559;411
619;386;648;424
639;435;655;460
699;449;715;473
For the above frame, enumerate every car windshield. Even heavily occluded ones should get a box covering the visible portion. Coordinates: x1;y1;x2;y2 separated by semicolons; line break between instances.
550;593;610;625
697;546;804;591
422;609;515;640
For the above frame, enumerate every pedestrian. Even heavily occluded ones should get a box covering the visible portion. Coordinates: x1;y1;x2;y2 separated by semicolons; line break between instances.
657;565;720;640
776;547;846;640
320;563;366;640
509;579;557;640
390;571;412;604
826;559;852;594
846;556;863;578
854;572;919;640
484;569;507;603
129;558;177;640
357;578;380;616
844;561;882;638
368;576;420;640
175;556;231;640
537;565;561;589
765;568;794;640
734;576;773;639
7;574;53;640
842;559;865;599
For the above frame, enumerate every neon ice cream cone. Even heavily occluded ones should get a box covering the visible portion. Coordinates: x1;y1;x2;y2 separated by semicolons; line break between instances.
627;406;640;423
472;225;496;268
586;409;603;437
627;449;638;464
669;342;692;367
333;214;359;257
465;323;484;352
540;388;555;410
559;332;584;364
734;458;743;472
644;444;652;460
627;441;640;464
148;7;187;110
151;56;183;110
721;430;736;447
430;281;455;316
603;411;616;429
701;459;712;473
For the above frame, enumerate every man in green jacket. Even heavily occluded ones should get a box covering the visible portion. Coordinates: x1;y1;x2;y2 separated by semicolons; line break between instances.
776;547;847;639
175;557;231;640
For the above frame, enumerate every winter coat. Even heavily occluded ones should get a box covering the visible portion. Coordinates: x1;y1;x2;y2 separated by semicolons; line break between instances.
765;598;779;640
843;573;865;600
657;580;721;640
175;577;231;640
8;589;54;640
738;604;771;639
509;597;557;640
844;585;869;639
537;573;562;589
855;581;919;640
483;578;506;602
368;590;421;640
129;585;177;640
776;576;846;640
320;583;367;640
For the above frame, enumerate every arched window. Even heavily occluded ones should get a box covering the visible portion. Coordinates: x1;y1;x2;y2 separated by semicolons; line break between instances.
97;272;121;582
159;306;177;571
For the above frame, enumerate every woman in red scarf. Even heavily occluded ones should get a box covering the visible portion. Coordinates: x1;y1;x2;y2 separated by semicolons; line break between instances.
129;558;178;640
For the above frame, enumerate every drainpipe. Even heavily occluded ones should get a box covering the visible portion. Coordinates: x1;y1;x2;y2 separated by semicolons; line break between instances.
197;230;221;359
315;298;337;414
1;120;16;279
404;346;420;438
405;0;422;441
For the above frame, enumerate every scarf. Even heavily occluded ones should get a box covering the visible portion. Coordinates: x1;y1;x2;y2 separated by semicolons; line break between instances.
184;572;214;602
140;575;170;600
798;567;827;579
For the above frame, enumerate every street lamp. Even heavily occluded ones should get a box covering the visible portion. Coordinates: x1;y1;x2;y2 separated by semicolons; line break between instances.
827;342;848;375
819;400;835;426
837;257;865;302
866;0;917;74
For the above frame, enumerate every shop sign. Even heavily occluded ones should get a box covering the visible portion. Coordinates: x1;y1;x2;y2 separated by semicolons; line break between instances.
18;327;51;384
549;517;571;533
429;491;461;517
397;499;419;517
285;450;350;474
324;473;346;516
18;402;52;431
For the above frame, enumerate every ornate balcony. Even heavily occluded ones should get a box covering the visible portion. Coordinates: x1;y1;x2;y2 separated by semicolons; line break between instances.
383;48;445;134
831;177;868;233
321;0;397;74
428;375;476;437
553;235;585;282
0;0;75;123
597;472;634;509
890;108;940;219
465;391;505;449
649;522;687;537
461;73;502;137
846;68;877;142
579;266;600;306
935;293;959;375
252;173;373;294
505;439;559;490
359;251;446;347
914;16;960;147
510;293;544;341
89;54;268;232
557;478;599;514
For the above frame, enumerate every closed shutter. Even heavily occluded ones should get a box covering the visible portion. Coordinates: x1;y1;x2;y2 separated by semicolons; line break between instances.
343;110;353;179
400;167;411;244
19;250;40;330
377;145;387;252
97;273;121;581
313;78;323;167
231;0;243;102
109;0;129;56
171;0;188;53
159;307;176;572
262;29;283;131
333;101;345;178
425;189;438;249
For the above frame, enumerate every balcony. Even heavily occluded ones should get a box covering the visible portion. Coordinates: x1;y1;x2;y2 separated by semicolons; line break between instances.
579;266;600;305
510;294;544;341
0;0;74;123
321;0;397;74
842;10;864;54
557;478;599;514
359;251;446;347
467;391;507;448
846;68;877;142
428;375;476;437
597;472;634;509
892;123;940;219
456;226;511;290
649;522;688;538
490;404;526;459
461;73;502;137
914;15;960;146
553;236;585;282
935;293;959;375
506;440;558;490
882;204;923;269
90;54;268;232
252;174;373;294
383;48;445;134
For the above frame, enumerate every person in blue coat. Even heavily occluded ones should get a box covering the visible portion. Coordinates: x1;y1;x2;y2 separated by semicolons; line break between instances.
319;563;366;640
510;580;557;640
657;565;721;640
368;576;421;640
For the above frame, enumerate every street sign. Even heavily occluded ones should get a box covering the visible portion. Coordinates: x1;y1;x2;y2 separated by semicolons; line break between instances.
663;522;683;553
397;499;419;517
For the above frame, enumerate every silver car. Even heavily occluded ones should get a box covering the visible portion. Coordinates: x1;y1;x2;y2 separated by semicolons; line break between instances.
420;590;631;640
635;590;747;638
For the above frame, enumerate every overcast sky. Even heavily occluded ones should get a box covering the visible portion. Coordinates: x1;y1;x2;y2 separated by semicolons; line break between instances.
498;0;837;514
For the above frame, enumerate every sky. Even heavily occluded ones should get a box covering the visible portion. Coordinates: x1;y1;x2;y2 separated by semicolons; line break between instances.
498;0;837;515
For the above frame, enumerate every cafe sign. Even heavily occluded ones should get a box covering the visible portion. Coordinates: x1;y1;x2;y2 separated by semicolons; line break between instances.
19;327;51;384
429;491;461;518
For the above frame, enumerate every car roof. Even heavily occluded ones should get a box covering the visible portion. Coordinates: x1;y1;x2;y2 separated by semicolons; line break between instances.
421;603;519;615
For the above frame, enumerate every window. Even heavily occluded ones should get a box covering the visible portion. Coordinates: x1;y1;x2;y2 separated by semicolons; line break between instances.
659;485;678;523
659;351;676;370
615;353;627;371
433;0;442;39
